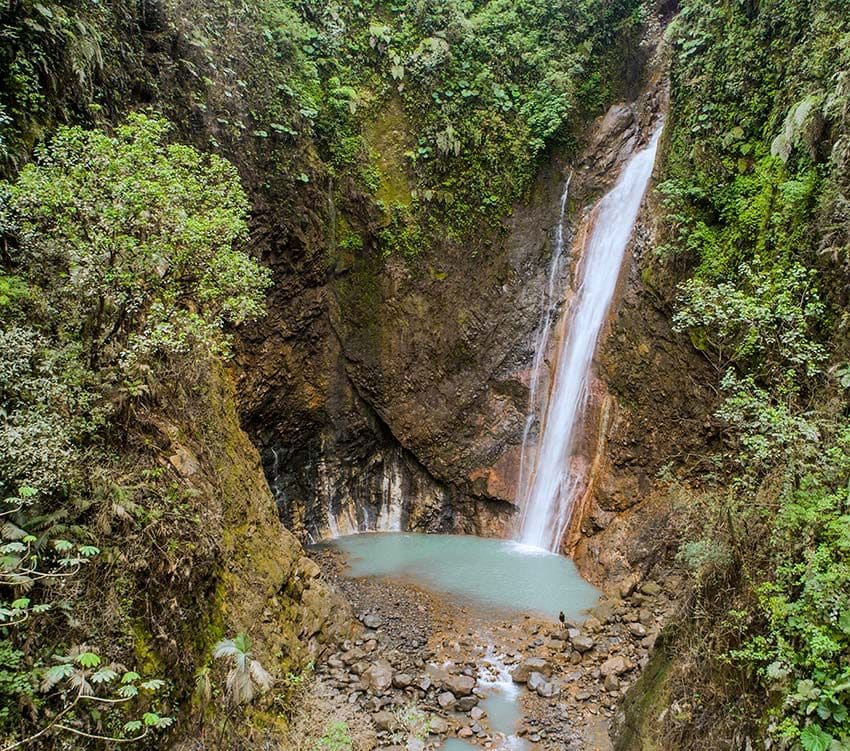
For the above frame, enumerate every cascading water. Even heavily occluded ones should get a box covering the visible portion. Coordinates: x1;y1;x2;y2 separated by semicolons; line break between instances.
516;123;664;552
515;172;572;506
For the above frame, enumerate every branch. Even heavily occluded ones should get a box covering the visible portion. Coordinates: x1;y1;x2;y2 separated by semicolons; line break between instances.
52;725;148;743
0;693;80;750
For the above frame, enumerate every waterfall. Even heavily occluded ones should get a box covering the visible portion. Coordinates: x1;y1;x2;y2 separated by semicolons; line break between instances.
515;123;663;552
515;172;572;507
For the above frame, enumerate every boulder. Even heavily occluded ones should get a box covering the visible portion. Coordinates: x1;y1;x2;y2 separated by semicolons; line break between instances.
393;672;414;688
583;616;603;633
570;634;595;653
619;573;640;599
528;672;560;698
511;657;552;683
444;673;476;696
350;660;369;676
590;599;619;624
429;716;449;734
372;710;399;732
600;655;631;677
437;691;457;710
341;648;365;665
457;695;479;711
361;660;393;693
361;613;384;629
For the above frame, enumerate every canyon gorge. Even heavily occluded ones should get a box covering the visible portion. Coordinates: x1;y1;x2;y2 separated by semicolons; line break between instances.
1;0;848;750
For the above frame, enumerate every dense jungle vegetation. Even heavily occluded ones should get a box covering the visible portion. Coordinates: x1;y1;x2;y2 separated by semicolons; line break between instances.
1;0;646;251
649;1;850;749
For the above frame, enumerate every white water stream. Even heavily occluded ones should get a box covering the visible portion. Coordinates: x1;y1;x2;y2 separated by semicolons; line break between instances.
516;124;663;551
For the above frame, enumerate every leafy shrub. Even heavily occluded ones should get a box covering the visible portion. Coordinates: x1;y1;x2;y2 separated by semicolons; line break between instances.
0;114;271;747
3;113;271;373
656;1;850;748
313;721;354;751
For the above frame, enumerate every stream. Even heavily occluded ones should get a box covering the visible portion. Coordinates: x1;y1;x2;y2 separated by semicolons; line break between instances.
313;531;672;750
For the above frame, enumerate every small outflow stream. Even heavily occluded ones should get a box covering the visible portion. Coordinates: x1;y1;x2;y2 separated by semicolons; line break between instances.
516;125;664;551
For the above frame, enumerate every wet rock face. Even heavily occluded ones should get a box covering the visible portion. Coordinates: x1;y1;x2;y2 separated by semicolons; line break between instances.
238;82;712;561
239;152;569;541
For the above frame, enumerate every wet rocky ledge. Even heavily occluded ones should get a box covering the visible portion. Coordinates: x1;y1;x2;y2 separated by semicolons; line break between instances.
309;547;681;750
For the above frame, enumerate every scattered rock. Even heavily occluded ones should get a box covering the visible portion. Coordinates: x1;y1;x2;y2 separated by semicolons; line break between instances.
361;613;384;629
429;716;449;734
528;671;560;698
619;573;640;599
569;651;583;665
590;600;619;624
641;633;658;650
457;695;479;711
583;616;603;633
361;660;393;692
600;655;631;677
393;672;413;688
511;657;552;683
570;634;595;653
372;710;398;732
437;691;457;710
444;673;476;696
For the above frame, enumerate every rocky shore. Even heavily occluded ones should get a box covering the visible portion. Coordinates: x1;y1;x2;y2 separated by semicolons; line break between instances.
306;547;680;750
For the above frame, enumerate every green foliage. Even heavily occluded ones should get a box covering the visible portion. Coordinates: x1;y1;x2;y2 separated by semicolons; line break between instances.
674;259;826;384
728;428;850;747
0;0;119;171
313;720;353;751
0;326;104;494
212;633;273;707
0;114;271;746
4;113;270;372
0;488;172;746
392;702;431;743
662;1;850;747
252;0;645;251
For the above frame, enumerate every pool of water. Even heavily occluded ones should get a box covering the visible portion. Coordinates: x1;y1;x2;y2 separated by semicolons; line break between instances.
324;532;599;622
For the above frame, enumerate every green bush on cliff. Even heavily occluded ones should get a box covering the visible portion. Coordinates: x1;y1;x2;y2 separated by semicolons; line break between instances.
658;0;850;748
5;113;270;373
0;114;270;747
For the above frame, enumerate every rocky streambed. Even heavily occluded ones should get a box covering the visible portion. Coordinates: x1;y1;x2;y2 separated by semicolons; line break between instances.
307;544;680;750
